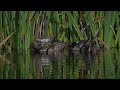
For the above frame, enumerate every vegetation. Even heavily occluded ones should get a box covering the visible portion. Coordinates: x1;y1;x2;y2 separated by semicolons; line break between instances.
1;11;120;79
0;11;120;54
0;48;120;79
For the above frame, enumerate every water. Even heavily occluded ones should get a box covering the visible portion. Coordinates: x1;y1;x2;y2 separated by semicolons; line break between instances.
0;48;120;79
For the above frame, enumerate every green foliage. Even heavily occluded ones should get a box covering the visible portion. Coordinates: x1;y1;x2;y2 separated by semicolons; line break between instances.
0;11;120;53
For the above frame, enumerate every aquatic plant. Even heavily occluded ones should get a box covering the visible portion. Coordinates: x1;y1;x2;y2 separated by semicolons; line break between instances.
0;11;120;54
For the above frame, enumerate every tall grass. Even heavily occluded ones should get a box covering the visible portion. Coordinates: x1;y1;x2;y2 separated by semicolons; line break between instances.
0;11;120;54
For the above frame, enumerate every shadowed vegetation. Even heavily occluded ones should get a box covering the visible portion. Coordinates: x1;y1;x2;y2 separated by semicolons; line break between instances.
0;48;120;79
0;11;120;54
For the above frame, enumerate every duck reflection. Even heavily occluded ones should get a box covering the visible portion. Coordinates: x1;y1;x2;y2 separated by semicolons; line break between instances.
31;50;64;79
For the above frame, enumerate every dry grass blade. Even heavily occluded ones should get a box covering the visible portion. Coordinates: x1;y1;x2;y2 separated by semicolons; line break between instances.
0;31;15;47
97;37;109;49
110;25;117;39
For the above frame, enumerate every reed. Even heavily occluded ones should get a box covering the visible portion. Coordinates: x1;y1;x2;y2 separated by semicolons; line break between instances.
104;11;117;48
104;49;116;79
0;11;120;53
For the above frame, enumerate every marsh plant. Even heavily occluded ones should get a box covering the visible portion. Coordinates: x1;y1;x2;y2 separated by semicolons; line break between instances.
0;11;120;54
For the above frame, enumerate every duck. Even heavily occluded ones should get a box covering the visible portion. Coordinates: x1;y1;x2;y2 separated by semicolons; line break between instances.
88;45;100;54
30;40;42;52
30;36;52;52
36;36;52;43
31;36;67;52
39;41;66;52
72;40;90;51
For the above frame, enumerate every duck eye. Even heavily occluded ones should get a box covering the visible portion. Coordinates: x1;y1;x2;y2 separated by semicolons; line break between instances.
36;41;40;43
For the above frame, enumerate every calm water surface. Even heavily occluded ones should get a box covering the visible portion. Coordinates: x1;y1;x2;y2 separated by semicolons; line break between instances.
0;48;120;79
